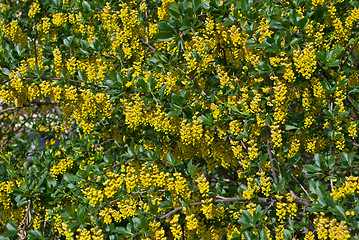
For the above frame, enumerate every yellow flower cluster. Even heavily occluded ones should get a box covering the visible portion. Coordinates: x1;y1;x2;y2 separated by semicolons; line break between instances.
257;17;273;44
0;181;16;227
196;174;209;197
348;121;357;139
272;76;288;124
201;200;217;220
158;0;175;20
149;222;166;240
83;187;104;206
306;138;317;154
103;171;124;199
121;95;147;129
276;201;298;222
275;224;285;240
304;231;315;240
139;163;168;188
28;1;40;18
2;20;27;45
52;12;67;27
148;107;175;134
76;227;103;240
66;57;77;77
50;157;73;179
229;120;243;136
304;116;314;129
293;43;317;79
250;91;262;114
312;0;325;6
260;174;271;197
312;77;326;105
180;118;203;146
285;139;299;160
116;198;138;219
210;103;221;119
53;48;62;77
125;164;138;193
37;17;51;37
244;140;256;163
167;172;191;201
313;213;350;240
331;176;359;200
170;214;182;240
271;124;283;148
185;213;199;231
243;177;259;200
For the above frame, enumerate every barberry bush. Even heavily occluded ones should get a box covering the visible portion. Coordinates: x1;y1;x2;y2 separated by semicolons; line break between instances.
1;0;359;239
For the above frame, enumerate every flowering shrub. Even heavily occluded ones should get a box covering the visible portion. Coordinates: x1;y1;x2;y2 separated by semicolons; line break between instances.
0;0;359;239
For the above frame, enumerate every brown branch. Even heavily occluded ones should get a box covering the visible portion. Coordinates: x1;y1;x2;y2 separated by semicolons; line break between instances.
130;189;166;195
2;104;42;148
24;77;109;89
0;101;55;114
101;54;116;60
291;173;312;201
176;67;211;98
342;39;358;66
267;129;278;184
140;38;156;53
158;195;310;220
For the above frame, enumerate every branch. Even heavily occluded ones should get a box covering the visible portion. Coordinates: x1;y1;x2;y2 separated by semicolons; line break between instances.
290;173;312;201
267;129;278;184
0;101;55;114
158;195;310;220
140;39;156;53
176;67;211;98
24;77;109;89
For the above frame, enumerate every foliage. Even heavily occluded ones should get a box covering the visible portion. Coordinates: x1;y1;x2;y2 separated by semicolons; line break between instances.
0;0;359;239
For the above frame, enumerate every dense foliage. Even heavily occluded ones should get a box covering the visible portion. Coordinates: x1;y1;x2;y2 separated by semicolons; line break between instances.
1;0;359;239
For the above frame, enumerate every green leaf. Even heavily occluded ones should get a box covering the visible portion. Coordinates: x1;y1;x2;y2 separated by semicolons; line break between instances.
260;229;268;240
243;231;255;240
158;21;174;31
192;0;201;12
334;205;347;220
314;154;323;168
2;67;10;75
156;31;175;41
283;229;292;240
6;221;17;232
114;227;133;236
198;115;211;125
132;217;141;229
202;1;210;9
327;156;335;169
167;152;175;165
168;3;180;18
297;18;308;28
187;160;199;175
4;221;17;237
172;93;185;106
82;1;92;11
284;125;298;131
304;164;321;172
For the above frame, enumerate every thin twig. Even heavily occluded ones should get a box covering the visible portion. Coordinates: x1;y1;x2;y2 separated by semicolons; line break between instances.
267;129;278;184
291;173;312;201
24;77;109;89
139;39;156;52
158;195;310;220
